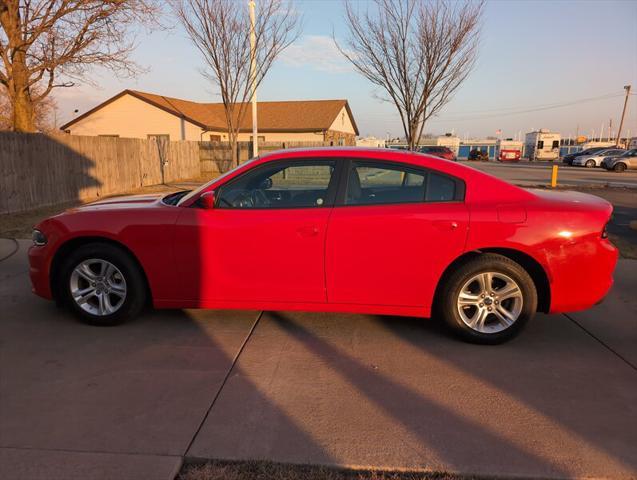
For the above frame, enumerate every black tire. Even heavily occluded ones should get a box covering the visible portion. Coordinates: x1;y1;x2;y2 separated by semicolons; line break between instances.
58;242;147;326
436;254;537;344
585;159;596;168
614;163;627;173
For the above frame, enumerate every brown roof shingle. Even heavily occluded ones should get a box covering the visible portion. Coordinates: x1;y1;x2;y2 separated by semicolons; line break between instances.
61;89;359;134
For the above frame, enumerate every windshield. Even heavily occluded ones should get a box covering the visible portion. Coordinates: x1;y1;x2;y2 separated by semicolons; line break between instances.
177;157;258;206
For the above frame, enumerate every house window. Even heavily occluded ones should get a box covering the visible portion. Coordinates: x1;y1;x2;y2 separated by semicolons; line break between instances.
551;140;559;149
537;140;544;149
209;134;221;142
148;134;170;142
250;135;266;142
341;113;345;126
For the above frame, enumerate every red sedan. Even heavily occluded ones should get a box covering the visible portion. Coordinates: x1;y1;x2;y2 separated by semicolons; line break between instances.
29;148;617;344
418;146;457;161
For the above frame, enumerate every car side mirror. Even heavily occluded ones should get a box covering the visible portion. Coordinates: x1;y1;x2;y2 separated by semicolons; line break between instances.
200;191;216;209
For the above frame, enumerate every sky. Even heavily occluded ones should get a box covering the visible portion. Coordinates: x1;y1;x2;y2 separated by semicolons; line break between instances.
53;0;637;140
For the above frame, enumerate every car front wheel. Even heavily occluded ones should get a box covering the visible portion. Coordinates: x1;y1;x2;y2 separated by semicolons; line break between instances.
585;160;596;168
437;254;537;344
59;243;147;326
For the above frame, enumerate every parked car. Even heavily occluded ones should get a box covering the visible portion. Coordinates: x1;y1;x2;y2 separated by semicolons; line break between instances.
468;148;489;161
572;148;625;168
29;148;617;344
418;146;457;161
601;149;637;172
562;147;608;165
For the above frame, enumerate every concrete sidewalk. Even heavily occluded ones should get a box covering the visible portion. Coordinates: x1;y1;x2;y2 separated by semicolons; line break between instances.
1;240;636;479
0;240;260;480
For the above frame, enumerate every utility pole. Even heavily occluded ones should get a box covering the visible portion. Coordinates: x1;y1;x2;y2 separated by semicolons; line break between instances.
616;85;631;147
249;0;258;157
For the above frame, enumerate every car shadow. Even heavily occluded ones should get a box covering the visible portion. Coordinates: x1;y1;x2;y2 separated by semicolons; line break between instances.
0;250;334;466
268;311;578;477
373;312;637;475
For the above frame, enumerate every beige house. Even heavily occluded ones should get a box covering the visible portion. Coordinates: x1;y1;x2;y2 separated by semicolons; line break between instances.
61;90;359;145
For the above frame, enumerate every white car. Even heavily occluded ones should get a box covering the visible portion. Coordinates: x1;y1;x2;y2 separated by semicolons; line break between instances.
572;148;625;168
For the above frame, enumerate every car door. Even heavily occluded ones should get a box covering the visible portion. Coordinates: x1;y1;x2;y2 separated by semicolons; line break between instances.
174;159;341;304
325;160;469;308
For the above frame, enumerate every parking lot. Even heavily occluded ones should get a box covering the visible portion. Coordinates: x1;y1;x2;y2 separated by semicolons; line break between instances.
1;236;636;480
458;160;637;188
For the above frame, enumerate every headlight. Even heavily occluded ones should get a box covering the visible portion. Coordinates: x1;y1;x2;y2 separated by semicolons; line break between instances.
32;229;47;246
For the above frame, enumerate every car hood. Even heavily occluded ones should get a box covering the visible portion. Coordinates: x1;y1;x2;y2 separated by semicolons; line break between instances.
67;193;165;213
526;188;613;215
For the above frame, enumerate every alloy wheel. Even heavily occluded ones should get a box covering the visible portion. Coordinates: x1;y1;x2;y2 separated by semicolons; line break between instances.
456;271;523;334
69;259;127;316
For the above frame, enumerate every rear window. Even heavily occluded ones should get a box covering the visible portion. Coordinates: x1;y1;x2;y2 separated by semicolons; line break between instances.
426;173;456;202
345;161;463;206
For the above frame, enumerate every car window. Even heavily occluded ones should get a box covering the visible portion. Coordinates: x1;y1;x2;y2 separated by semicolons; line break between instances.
216;160;336;209
346;163;425;205
345;162;460;206
426;173;456;202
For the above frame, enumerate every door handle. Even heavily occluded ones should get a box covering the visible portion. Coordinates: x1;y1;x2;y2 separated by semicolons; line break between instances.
432;220;459;230
297;225;319;237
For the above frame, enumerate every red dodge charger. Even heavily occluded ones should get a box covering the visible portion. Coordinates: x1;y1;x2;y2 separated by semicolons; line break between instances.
29;148;617;343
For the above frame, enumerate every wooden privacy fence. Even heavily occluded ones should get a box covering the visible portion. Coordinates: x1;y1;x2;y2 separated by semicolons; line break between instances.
200;140;331;174
0;134;340;214
0;132;202;214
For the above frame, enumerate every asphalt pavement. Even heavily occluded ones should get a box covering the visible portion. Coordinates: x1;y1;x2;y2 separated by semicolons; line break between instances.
1;239;636;479
459;160;637;188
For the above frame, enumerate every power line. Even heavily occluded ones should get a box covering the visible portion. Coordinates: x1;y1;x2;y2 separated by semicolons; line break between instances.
444;92;623;115
351;92;627;119
439;93;624;121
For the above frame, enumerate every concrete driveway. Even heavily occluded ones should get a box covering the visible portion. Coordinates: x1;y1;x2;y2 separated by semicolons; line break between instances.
1;239;636;479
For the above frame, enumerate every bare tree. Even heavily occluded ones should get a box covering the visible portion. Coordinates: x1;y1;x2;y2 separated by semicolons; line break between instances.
0;0;159;132
337;0;484;150
173;0;300;166
0;84;57;131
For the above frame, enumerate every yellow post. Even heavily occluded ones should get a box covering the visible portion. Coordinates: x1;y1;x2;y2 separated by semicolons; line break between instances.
551;165;558;188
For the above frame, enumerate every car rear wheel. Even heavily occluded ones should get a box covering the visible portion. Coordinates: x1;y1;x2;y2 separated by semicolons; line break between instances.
59;243;146;326
585;159;596;168
614;163;627;172
437;254;537;344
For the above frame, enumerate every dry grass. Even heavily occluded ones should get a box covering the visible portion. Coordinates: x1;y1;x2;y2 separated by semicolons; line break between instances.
179;460;474;480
